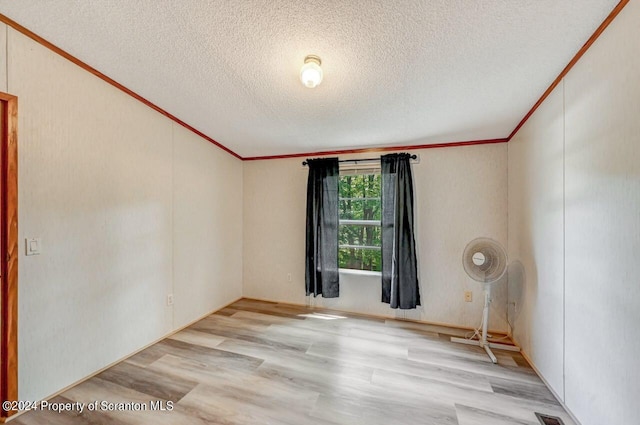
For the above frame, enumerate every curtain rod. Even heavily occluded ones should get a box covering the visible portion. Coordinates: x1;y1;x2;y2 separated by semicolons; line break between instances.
302;154;417;166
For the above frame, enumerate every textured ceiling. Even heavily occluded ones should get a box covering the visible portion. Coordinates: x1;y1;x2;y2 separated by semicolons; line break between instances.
0;1;620;158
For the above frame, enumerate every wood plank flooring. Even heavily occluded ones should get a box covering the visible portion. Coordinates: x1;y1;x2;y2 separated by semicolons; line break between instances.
12;299;574;425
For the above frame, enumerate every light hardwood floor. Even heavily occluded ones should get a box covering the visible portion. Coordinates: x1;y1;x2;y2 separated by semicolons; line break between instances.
12;299;573;425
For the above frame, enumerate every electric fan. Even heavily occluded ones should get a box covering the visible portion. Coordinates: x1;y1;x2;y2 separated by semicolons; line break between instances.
451;237;520;363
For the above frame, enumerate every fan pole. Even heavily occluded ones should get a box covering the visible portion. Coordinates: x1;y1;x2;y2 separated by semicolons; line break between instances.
480;285;498;363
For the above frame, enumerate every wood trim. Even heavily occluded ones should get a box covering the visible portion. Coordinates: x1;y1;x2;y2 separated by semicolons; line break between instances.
243;138;508;161
0;92;18;421
507;0;630;140
0;14;242;161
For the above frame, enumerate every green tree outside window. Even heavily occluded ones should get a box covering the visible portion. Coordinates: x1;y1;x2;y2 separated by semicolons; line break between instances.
338;173;382;272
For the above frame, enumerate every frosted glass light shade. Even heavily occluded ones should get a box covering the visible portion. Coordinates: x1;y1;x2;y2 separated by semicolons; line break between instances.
300;56;323;88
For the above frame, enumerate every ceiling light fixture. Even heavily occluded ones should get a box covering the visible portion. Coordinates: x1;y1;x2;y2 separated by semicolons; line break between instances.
300;55;323;88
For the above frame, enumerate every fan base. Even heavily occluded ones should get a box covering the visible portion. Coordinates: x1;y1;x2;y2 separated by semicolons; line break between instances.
450;337;520;364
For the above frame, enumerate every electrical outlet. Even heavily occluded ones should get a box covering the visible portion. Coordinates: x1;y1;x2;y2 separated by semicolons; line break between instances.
287;273;292;282
464;291;473;302
167;294;174;306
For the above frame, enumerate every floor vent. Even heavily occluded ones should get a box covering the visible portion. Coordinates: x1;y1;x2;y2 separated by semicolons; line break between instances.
535;413;565;425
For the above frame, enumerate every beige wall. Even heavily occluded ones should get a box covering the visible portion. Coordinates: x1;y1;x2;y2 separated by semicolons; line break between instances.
8;3;639;421
8;27;243;402
172;124;243;329
243;143;509;331
508;1;640;423
0;23;6;92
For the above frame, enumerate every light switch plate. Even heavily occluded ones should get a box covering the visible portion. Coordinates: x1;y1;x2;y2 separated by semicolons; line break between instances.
25;238;41;256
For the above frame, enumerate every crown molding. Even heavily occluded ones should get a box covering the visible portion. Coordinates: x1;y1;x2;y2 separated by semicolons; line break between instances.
0;0;630;160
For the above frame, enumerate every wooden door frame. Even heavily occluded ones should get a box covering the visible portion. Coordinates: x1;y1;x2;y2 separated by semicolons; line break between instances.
0;92;18;422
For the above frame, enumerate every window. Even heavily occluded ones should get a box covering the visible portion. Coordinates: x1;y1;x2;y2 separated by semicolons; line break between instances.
338;172;382;272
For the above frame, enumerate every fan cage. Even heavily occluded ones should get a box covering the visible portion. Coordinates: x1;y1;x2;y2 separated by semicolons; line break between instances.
462;237;507;283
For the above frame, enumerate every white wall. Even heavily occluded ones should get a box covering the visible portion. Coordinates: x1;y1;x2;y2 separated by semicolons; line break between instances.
7;27;242;402
508;84;565;396
508;1;640;423
243;143;509;331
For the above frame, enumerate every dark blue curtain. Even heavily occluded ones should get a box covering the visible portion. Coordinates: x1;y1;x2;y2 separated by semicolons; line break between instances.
305;158;340;298
381;153;420;309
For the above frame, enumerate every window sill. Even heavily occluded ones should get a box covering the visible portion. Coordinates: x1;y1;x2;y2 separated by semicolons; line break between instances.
339;268;381;277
